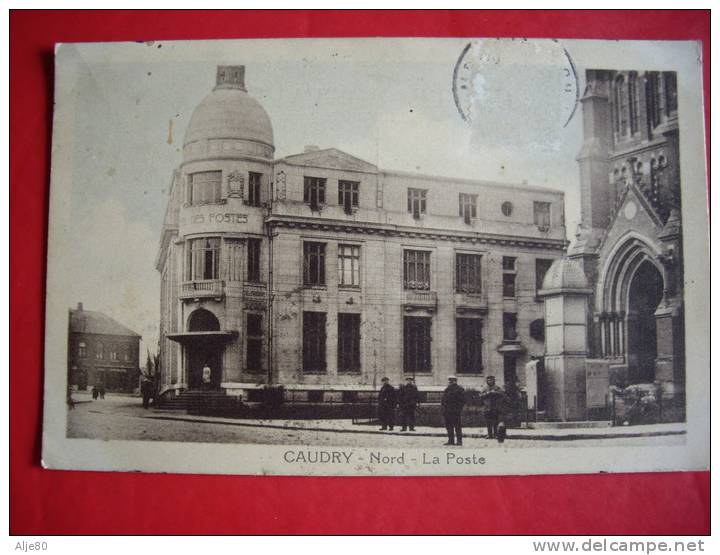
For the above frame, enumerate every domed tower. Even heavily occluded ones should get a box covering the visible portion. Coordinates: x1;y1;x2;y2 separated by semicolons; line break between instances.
159;65;274;398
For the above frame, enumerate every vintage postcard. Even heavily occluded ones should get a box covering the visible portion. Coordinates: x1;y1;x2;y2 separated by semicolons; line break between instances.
42;38;709;476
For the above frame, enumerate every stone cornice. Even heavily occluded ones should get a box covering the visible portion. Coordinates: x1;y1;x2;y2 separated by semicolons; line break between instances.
266;215;568;250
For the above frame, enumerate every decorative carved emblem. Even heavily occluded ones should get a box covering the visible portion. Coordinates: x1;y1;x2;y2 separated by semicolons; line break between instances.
227;171;244;198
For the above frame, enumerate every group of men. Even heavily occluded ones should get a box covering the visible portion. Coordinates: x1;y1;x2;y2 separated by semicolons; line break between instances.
377;375;507;445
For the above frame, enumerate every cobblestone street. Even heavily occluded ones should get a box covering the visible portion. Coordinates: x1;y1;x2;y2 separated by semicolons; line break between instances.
66;393;685;449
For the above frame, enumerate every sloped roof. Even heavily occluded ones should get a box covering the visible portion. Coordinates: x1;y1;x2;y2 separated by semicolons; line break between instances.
279;148;378;173
70;308;141;338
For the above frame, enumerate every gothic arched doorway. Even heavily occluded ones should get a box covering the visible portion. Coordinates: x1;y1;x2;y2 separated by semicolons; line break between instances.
186;309;223;389
626;260;664;383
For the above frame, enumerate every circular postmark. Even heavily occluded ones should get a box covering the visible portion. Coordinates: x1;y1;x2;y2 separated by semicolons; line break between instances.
452;39;579;140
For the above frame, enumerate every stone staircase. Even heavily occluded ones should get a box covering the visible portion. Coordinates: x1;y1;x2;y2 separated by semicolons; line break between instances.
155;389;241;413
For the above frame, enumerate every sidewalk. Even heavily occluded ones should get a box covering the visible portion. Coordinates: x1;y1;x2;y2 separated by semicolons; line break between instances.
145;411;686;441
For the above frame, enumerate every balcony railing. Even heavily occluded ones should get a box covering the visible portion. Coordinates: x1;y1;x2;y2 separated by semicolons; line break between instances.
179;279;224;300
403;290;437;311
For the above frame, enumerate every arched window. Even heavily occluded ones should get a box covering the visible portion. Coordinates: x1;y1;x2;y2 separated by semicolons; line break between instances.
663;72;677;116
614;75;628;137
188;308;220;332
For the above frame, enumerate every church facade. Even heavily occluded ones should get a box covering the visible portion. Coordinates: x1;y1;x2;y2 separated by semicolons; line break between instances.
539;69;684;421
155;65;567;402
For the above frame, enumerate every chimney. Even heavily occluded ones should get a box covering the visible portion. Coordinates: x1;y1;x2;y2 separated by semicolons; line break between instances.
77;302;83;312
215;65;246;91
304;145;319;153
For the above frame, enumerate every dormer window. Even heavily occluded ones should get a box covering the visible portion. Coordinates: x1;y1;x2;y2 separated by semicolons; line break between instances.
304;176;326;210
338;180;359;214
459;193;477;224
408;188;427;219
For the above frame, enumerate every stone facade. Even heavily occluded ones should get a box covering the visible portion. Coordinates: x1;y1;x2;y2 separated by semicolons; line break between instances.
156;65;567;400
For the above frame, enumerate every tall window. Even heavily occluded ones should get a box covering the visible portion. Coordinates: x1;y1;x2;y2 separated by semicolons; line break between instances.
535;258;554;296
338;180;359;213
456;318;483;374
338;313;361;373
78;342;87;358
189;171;222;205
247;172;262;207
404;316;432;374
533;201;551;228
502;256;517;298
614;75;628;136
407;188;427;218
404;250;431;290
663;72;678;115
304;176;326;209
247;238;261;283
456;253;482;294
459;193;477;223
338;244;360;287
302;312;326;373
246;313;263;372
303;242;326;286
188;238;220;280
96;343;104;360
503;312;518;341
109;346;118;361
628;72;640;134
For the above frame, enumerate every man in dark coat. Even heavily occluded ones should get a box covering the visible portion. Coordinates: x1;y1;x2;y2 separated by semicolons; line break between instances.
398;377;420;431
377;377;397;431
441;375;465;445
479;375;506;439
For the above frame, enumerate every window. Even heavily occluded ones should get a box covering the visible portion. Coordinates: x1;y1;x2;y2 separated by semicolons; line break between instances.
124;349;130;362
614;75;628;136
404;316;432;374
247;238;261;283
647;72;664;128
246;313;263;372
503;312;518;341
455;253;482;294
407;188;427;218
338;180;359;214
459;193;477;223
404;250;431;290
304;176;326;209
189;171;222;205
338;313;361;373
303;242;326;286
501;201;513;217
188;238;220;280
502;256;516;298
109;346;118;361
338;244;360;287
663;72;677;115
96;343;104;360
78;342;87;358
247;172;262;207
628;72;640;134
535;258;554;296
302;312;326;373
456;318;483;374
533;201;551;228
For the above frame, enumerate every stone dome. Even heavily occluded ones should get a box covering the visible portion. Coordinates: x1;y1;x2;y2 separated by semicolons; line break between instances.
183;66;274;161
540;257;590;294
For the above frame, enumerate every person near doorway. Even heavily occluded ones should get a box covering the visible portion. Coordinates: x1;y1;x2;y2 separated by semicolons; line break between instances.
377;377;397;431
92;385;99;400
441;376;465;446
479;375;506;439
202;364;212;390
398;376;419;431
140;375;153;409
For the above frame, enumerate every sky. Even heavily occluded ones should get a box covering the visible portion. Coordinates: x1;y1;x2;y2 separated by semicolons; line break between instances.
55;38;597;356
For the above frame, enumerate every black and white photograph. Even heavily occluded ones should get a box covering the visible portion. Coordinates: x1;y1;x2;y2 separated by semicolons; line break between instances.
42;37;709;476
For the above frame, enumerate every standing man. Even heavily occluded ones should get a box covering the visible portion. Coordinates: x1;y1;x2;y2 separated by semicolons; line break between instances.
140;374;152;409
479;375;505;439
202;364;212;391
441;375;465;446
377;377;397;431
398;377;420;432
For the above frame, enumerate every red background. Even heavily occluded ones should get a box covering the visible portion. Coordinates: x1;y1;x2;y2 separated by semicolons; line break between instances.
10;10;710;535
